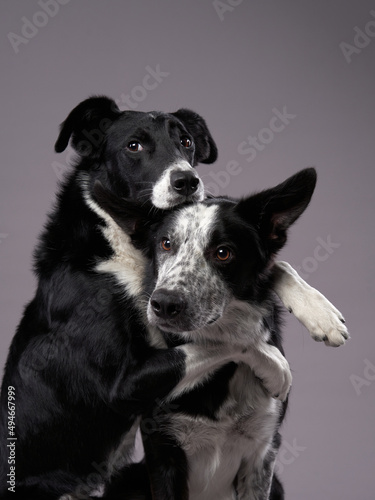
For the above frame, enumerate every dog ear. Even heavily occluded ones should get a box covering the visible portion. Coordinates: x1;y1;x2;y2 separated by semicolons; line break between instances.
235;168;317;256
93;181;163;248
55;96;121;157
171;109;218;165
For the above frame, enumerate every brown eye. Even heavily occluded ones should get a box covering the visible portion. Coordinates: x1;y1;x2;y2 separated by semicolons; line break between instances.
216;247;232;262
161;238;171;251
180;136;192;148
126;141;143;152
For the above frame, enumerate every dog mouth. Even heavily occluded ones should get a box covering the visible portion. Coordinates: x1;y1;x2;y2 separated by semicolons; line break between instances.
148;310;223;334
153;188;204;210
169;190;204;207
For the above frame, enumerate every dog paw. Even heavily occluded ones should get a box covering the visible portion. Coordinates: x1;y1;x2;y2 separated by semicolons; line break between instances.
272;360;292;402
311;316;349;348
293;289;349;347
261;347;292;402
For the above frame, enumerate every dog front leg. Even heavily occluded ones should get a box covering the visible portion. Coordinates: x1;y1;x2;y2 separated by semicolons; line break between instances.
272;261;349;347
158;342;259;401
235;462;279;500
110;342;251;412
240;343;292;402
141;428;189;500
236;443;281;500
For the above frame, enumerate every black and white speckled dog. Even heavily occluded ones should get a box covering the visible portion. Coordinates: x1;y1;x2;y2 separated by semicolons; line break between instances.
0;94;348;500
93;168;347;500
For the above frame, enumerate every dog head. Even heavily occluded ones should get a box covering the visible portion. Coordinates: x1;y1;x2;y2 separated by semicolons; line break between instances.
95;169;317;338
55;96;218;209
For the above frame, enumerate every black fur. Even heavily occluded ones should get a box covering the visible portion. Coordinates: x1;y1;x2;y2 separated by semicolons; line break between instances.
0;96;218;499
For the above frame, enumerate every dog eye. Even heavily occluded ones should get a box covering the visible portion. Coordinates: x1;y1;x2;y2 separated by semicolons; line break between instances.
180;136;192;148
161;238;171;251
216;247;232;262
126;141;143;152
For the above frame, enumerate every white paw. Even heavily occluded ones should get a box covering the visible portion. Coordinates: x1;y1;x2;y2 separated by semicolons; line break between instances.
294;289;349;347
261;347;292;402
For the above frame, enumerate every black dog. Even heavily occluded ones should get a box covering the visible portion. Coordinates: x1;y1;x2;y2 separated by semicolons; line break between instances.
0;96;237;499
95;169;316;500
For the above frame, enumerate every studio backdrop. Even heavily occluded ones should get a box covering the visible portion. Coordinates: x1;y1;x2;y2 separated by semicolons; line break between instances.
1;1;374;499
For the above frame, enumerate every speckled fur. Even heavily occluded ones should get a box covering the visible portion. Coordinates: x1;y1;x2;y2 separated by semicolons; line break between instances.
147;204;231;333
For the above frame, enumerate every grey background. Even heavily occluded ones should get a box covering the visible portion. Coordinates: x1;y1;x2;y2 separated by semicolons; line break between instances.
1;1;374;498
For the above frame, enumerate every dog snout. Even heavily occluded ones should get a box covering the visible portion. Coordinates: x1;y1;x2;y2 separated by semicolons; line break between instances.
150;288;186;320
170;171;200;197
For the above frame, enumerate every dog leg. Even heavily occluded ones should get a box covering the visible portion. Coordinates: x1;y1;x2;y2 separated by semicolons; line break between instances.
141;429;189;500
165;341;290;403
236;445;279;500
111;341;270;410
240;343;292;402
272;261;349;347
166;342;267;401
235;431;283;500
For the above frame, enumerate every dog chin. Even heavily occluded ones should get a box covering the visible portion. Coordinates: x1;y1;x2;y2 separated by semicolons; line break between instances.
148;318;192;334
152;190;205;210
148;314;222;335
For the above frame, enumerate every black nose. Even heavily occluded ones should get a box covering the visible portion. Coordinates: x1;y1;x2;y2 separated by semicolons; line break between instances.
150;289;186;320
170;171;200;197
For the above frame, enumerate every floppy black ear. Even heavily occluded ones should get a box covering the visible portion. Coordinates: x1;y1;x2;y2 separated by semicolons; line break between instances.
55;96;121;157
171;108;218;165
235;168;317;256
93;181;162;248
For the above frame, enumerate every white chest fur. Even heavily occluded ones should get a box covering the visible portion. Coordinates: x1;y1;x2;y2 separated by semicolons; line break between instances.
168;366;281;500
81;178;167;349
